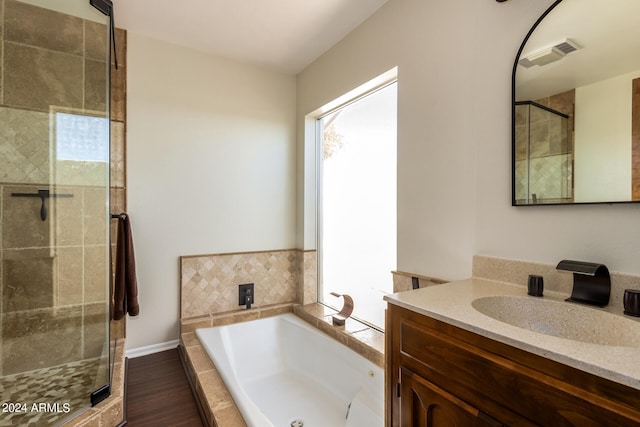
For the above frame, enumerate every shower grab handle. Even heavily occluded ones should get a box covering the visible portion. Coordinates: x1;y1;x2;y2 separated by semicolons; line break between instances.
330;292;354;326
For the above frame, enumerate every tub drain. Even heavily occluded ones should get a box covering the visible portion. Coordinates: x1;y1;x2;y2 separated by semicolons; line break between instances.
290;419;304;427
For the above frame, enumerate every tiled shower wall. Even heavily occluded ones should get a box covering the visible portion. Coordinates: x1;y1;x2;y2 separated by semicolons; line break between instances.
515;90;574;204
180;249;317;319
0;0;127;376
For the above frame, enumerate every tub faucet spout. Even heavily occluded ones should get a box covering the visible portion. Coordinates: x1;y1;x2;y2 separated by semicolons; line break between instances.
330;292;354;326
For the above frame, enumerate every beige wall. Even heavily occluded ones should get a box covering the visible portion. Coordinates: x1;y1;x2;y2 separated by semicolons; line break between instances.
574;70;640;202
126;34;297;350
298;0;640;283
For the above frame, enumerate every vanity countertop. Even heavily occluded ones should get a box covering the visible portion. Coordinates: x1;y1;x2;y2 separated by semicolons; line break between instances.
384;278;640;391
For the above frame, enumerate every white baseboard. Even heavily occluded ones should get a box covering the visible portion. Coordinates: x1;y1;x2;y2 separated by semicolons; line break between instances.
125;339;180;358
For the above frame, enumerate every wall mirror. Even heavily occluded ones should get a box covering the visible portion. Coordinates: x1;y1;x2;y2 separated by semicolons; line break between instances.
512;0;640;205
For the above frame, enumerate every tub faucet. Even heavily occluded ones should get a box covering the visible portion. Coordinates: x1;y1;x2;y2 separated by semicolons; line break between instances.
245;289;252;309
239;283;254;309
330;292;354;326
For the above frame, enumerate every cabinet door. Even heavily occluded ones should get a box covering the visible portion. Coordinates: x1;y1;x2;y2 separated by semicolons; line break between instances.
400;367;504;427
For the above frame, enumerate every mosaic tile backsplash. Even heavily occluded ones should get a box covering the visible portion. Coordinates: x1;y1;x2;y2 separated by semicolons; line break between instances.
181;250;317;318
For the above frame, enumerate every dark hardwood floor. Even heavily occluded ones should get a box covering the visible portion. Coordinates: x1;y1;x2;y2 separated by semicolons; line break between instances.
125;348;204;426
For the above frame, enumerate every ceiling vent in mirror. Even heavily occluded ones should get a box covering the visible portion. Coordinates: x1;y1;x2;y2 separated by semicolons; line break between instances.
519;39;580;68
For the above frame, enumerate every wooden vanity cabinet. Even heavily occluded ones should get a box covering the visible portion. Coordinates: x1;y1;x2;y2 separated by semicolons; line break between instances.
386;304;640;427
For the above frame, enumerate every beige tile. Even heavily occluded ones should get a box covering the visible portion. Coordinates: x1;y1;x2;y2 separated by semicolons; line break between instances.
113;28;127;68
55;246;83;306
110;361;125;398
181;315;212;334
85;59;108;113
0;107;50;184
181;331;201;348
302;250;317;304
186;344;216;373
198;368;226;395
110;121;126;188
181;250;298;318
84;304;108;359
2;248;54;312
4;0;83;55
111;64;126;121
4;42;83;111
110;187;126;213
96;396;123;427
210;310;260;327
213;404;247;427
110;318;126;340
198;371;235;411
83;244;109;305
83;188;109;245
84;20;108;61
294;304;384;367
51;186;84;246
257;303;294;318
63;408;101;427
2;185;52;249
2;306;83;374
351;329;385;364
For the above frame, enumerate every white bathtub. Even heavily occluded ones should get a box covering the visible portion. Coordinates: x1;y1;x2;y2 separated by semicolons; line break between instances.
195;313;384;427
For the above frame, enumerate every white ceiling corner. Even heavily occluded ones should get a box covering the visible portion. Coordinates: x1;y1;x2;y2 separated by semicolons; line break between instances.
113;0;388;74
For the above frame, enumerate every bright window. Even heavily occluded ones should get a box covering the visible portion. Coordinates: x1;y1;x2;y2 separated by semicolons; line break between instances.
56;112;109;162
317;81;397;330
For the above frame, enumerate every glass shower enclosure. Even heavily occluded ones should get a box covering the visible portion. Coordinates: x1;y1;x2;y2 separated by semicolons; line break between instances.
0;0;112;425
515;101;573;204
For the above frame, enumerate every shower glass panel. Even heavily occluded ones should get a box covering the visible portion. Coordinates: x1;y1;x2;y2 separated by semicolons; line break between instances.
0;1;111;425
515;101;573;204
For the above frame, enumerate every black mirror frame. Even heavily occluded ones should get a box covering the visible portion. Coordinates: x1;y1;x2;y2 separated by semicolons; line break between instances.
510;0;640;206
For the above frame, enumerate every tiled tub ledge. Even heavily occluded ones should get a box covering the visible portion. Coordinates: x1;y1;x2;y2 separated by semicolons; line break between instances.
179;302;385;427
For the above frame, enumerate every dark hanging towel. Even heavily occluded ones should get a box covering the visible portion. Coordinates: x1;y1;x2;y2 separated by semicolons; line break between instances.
113;213;140;319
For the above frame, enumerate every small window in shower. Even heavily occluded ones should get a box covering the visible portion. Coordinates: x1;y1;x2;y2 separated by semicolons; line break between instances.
317;80;397;331
55;112;109;162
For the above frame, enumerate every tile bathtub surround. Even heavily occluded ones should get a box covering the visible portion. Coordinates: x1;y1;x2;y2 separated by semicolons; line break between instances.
180;304;295;427
293;303;384;367
180;302;295;334
300;249;317;304
179;303;384;427
472;255;640;310
180;250;301;318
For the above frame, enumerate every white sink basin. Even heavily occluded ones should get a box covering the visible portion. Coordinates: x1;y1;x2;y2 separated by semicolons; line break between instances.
471;296;640;347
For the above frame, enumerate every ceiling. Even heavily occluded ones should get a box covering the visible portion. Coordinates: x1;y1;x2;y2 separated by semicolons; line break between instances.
113;0;388;74
516;0;640;100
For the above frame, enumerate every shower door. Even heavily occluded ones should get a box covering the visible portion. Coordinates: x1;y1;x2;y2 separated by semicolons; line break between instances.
0;1;111;425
